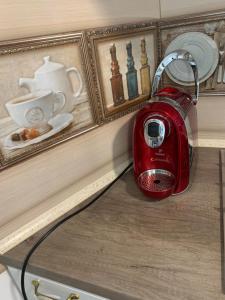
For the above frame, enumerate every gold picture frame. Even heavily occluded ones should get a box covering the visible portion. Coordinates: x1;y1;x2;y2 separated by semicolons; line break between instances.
0;32;99;170
86;21;158;123
1;10;225;171
158;10;225;96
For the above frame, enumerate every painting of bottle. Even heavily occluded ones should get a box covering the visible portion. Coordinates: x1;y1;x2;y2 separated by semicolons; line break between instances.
109;44;125;106
126;42;139;100
140;38;151;96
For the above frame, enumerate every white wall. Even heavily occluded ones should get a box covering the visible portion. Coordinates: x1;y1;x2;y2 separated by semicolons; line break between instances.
160;0;225;18
0;0;160;40
0;271;22;300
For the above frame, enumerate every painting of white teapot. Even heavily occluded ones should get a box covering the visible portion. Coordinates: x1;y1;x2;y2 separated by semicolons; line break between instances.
19;56;83;113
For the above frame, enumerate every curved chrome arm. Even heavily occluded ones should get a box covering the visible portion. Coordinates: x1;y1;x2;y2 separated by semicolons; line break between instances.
151;49;199;104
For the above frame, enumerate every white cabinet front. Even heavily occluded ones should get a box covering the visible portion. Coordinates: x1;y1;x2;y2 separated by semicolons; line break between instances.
8;267;109;300
0;271;23;300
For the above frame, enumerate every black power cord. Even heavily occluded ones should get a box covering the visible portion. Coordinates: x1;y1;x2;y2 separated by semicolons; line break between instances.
21;162;133;300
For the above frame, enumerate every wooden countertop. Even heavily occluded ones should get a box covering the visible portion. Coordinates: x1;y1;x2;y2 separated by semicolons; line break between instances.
1;148;224;300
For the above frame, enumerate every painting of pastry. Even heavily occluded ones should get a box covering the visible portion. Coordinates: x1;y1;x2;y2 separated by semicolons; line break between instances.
0;34;95;169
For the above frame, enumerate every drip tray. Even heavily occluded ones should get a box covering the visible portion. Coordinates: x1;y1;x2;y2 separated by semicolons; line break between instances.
138;169;175;193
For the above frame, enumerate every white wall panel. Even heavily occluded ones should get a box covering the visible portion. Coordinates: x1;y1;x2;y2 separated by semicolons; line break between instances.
160;0;225;18
0;0;160;40
0;271;22;300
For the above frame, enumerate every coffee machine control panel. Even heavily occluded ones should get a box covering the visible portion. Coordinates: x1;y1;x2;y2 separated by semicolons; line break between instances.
144;118;166;148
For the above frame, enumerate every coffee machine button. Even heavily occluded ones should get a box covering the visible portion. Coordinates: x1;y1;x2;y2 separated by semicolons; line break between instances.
144;119;165;148
148;121;160;137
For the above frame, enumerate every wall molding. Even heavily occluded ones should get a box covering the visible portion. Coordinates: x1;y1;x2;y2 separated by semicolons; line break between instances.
198;139;225;148
198;131;225;148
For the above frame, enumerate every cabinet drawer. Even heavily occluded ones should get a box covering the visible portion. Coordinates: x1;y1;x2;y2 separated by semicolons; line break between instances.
8;267;109;300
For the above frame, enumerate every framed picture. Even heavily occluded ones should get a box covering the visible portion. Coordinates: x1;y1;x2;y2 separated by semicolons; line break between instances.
86;21;158;122
0;32;98;170
159;11;225;96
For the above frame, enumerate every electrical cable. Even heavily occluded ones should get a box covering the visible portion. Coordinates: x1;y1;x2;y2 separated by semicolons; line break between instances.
21;162;133;300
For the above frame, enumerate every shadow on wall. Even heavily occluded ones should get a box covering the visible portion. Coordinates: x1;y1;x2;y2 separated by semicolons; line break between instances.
112;113;136;176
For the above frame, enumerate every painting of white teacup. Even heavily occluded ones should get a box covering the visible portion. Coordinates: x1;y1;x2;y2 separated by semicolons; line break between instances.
5;90;66;133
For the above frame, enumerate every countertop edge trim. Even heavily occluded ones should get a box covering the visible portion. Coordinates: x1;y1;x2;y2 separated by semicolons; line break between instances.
198;139;225;148
0;157;131;255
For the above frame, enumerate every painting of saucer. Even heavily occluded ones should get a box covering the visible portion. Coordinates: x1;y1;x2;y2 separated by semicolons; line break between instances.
0;31;97;170
4;113;74;150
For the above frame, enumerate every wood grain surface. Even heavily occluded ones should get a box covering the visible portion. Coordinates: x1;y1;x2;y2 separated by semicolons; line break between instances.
0;152;131;254
221;149;225;293
0;148;224;300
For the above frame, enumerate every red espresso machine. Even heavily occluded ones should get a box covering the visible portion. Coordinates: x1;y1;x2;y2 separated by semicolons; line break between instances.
133;50;199;200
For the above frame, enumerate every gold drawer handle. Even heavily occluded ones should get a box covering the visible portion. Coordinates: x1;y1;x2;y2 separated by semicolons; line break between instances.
32;280;58;300
32;280;80;300
66;293;80;300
